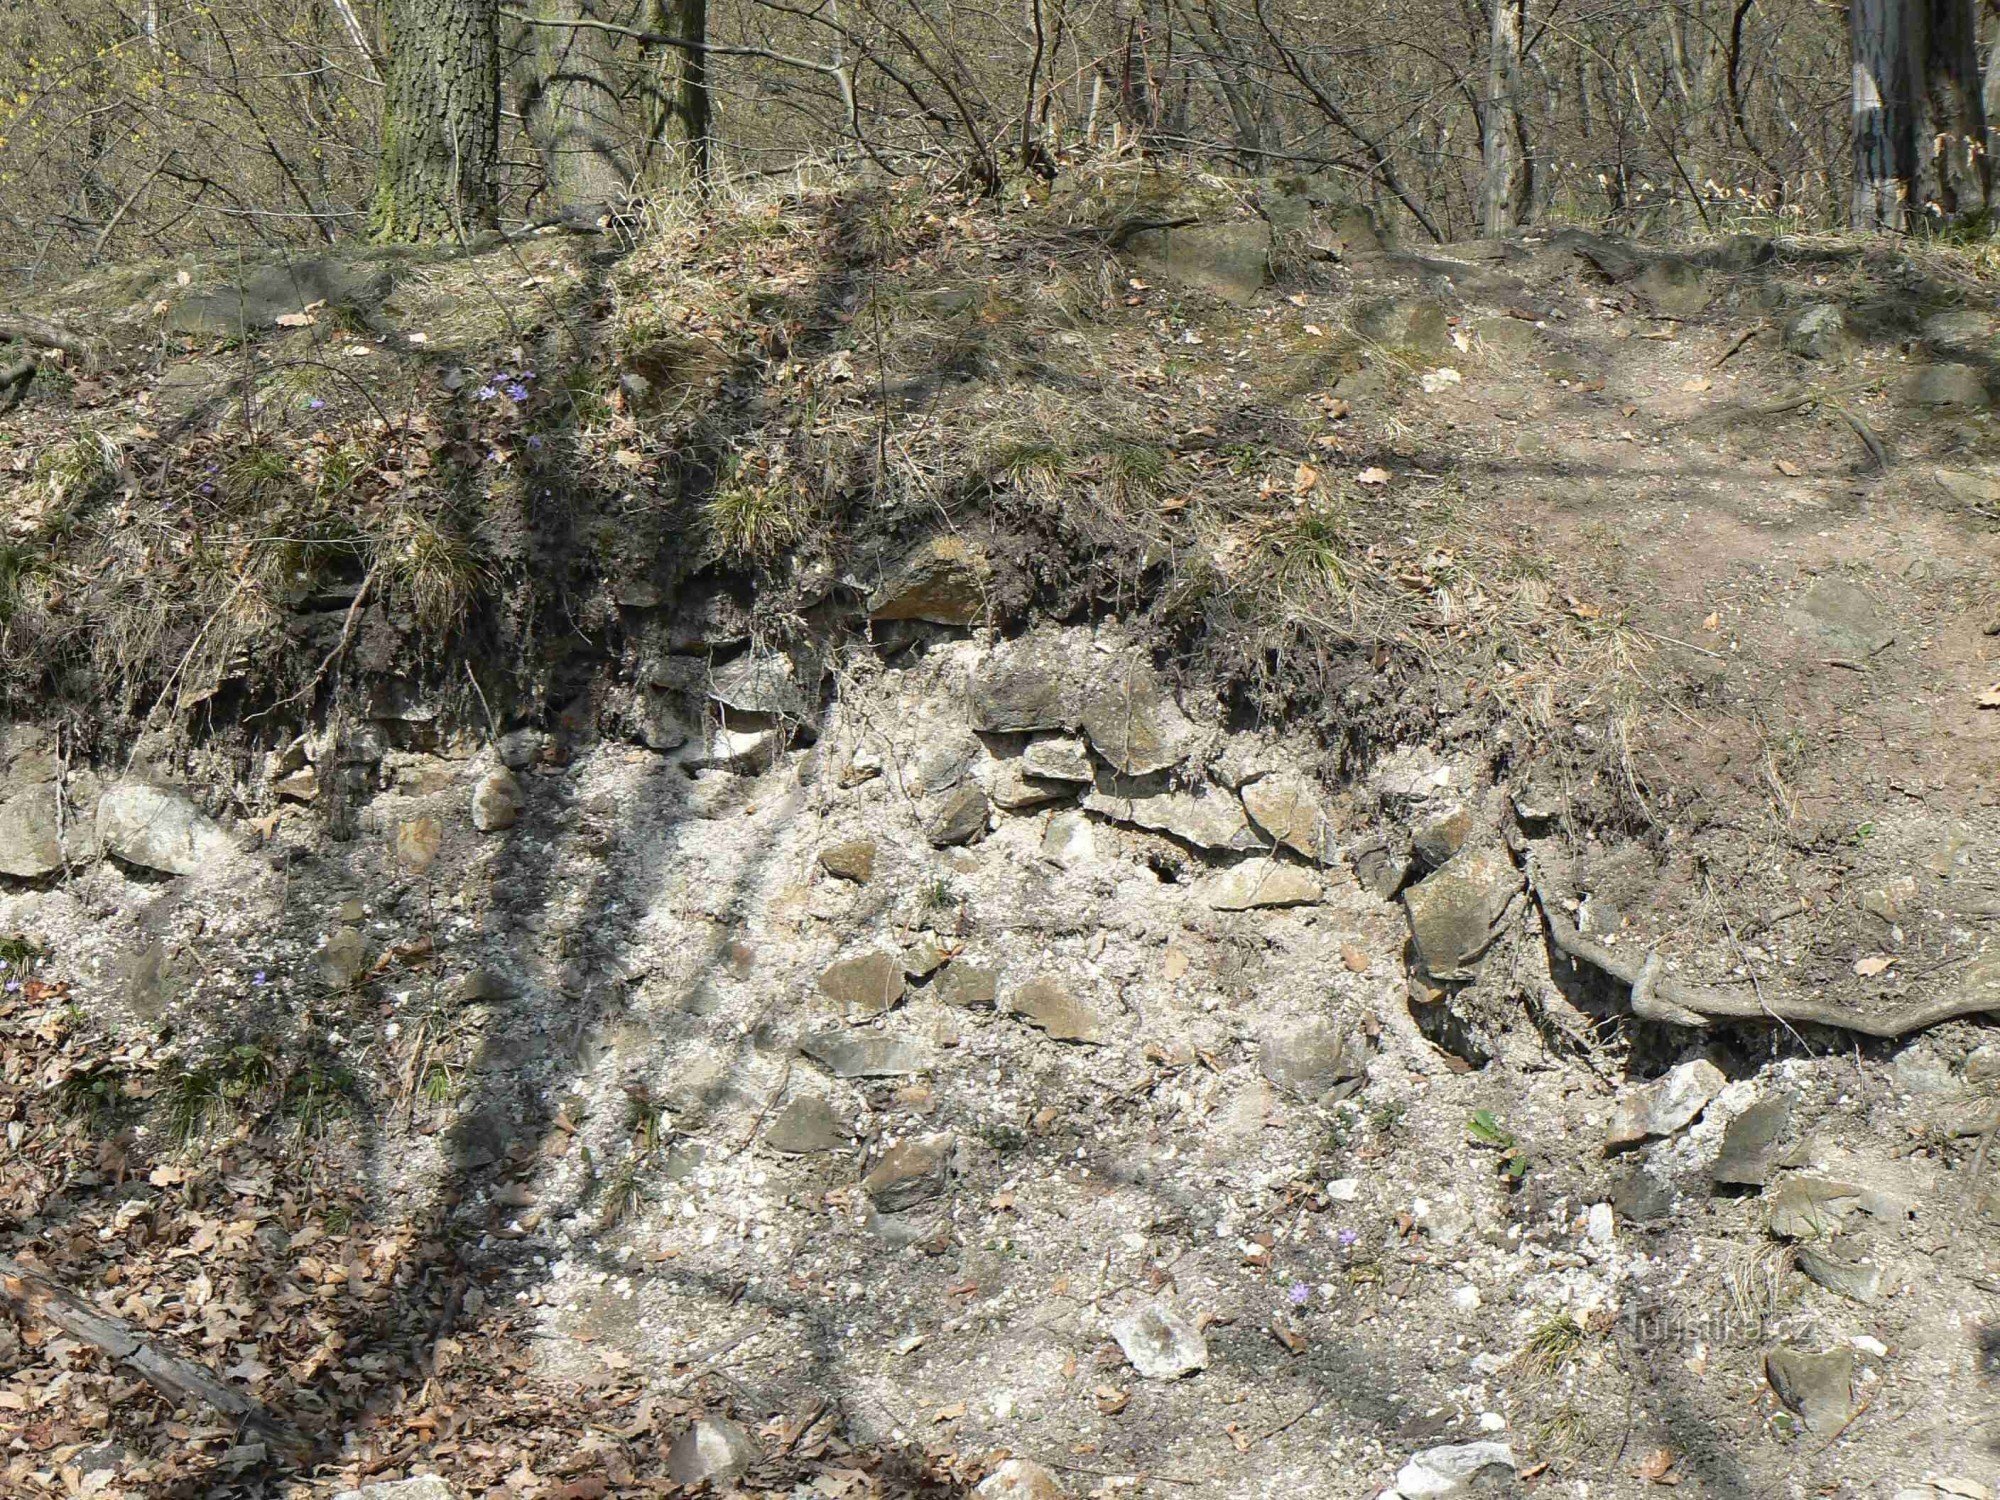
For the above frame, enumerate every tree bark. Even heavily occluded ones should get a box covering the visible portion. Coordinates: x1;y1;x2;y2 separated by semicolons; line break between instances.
1851;0;1989;229
647;0;709;189
1481;0;1523;235
515;0;632;211
371;0;501;241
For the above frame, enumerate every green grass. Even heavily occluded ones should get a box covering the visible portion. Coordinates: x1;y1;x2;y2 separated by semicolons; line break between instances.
51;1061;134;1133
1523;1312;1587;1375
380;506;484;631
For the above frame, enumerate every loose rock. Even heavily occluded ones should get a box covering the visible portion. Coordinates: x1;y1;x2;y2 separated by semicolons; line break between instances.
926;784;990;847
316;927;372;988
799;1030;936;1077
470;769;524;833
1713;1095;1792;1186
665;1416;761;1488
1004;976;1105;1043
1039;809;1096;869
334;1479;460;1500
1606;1059;1726;1146
1241;774;1326;859
1764;1345;1855;1433
868;535;991;625
1084;771;1254;851
1259;1020;1365;1103
1020;735;1093;782
1796;1243;1883;1305
861;1133;954;1211
766;1096;850;1154
709;652;809;716
96;783;233;875
971;1459;1068;1500
935;962;999;1008
1108;1301;1208;1379
1783;303;1847;360
0;787;65;877
1402;845;1521;982
819;839;877;883
1199;859;1320;910
1391;1441;1517;1498
817;952;906;1016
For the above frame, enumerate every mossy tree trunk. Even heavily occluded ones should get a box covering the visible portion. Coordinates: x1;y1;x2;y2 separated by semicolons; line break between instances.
514;0;632;211
647;0;710;190
371;0;500;241
1850;0;1989;230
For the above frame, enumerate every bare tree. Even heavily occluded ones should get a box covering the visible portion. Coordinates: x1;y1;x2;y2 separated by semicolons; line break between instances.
1851;0;1989;229
371;0;501;240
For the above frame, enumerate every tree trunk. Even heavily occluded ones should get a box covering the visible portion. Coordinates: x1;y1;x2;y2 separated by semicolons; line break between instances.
1481;0;1522;235
516;0;632;211
647;0;709;190
1851;0;1989;229
370;0;500;241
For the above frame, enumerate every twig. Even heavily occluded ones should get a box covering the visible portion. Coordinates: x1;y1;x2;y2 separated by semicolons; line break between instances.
1710;322;1763;366
248;563;379;722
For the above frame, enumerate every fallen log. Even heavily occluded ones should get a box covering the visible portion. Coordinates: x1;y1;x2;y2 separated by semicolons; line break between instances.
0;1255;307;1459
0;313;94;366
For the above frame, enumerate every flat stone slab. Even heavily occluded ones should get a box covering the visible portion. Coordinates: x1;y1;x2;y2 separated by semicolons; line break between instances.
799;1030;936;1077
1109;1301;1208;1379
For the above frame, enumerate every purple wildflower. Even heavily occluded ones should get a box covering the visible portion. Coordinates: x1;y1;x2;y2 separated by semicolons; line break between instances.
1287;1282;1310;1306
307;398;325;410
1337;1228;1360;1247
475;385;498;401
504;382;530;402
252;971;267;986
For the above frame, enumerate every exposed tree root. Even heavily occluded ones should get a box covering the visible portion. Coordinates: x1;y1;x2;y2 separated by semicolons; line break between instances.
0;1256;307;1458
1524;854;1998;1039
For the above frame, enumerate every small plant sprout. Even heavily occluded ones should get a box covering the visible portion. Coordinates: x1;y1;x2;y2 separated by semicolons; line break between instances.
1466;1109;1530;1182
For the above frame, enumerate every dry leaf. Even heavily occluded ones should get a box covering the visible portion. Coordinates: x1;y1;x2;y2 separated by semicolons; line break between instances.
1979;684;2000;709
1774;458;1801;476
1340;943;1369;973
1679;378;1710;393
1701;611;1721;632
1356;466;1391;486
1162;947;1190;980
1853;955;1896;977
273;311;317;328
931;1402;967;1423
1637;1448;1678;1485
1225;1422;1251;1453
1093;1386;1129;1415
395;816;443;875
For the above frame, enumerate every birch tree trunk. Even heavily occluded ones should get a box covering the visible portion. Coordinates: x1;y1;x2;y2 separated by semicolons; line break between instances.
370;0;500;240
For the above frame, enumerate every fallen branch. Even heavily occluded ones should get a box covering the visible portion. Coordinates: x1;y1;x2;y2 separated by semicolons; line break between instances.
0;354;35;415
0;313;95;368
0;1256;306;1457
1525;854;1999;1038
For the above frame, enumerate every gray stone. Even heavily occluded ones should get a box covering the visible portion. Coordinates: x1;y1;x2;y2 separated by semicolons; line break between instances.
967;632;1079;733
1392;1442;1517;1499
819;839;876;883
0;787;64;877
1796;1244;1883;1305
1899;362;1989;408
926;784;990;846
1784;303;1848;360
1966;1044;2000;1084
1764;1346;1855;1434
495;729;545;770
1109;1301;1209;1379
1606;1059;1726;1146
1354;842;1411;899
1004;976;1105;1043
1039;809;1096;869
273;768;319;802
1351;297;1452;353
1199;860;1320;910
861;1133;954;1211
868;536;991;625
766;1096;850;1154
1021;735;1093;782
935;962;999;1009
1077;657;1194;775
1241;775;1325;859
1795;578;1894;654
1259;1020;1365;1103
1713;1096;1792;1186
96;783;232;875
1122;219;1272;304
709;652;809;716
1401;845;1522;982
1765;1176;1862;1241
799;1030;935;1077
1084;771;1254;851
989;763;1070;811
333;1479;459;1500
1922;308;1993;358
817;952;906;1016
1631;258;1712;318
1410;804;1474;870
665;1416;760;1488
317;927;372;988
470;768;523;832
972;1459;1068;1500
680;726;778;774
